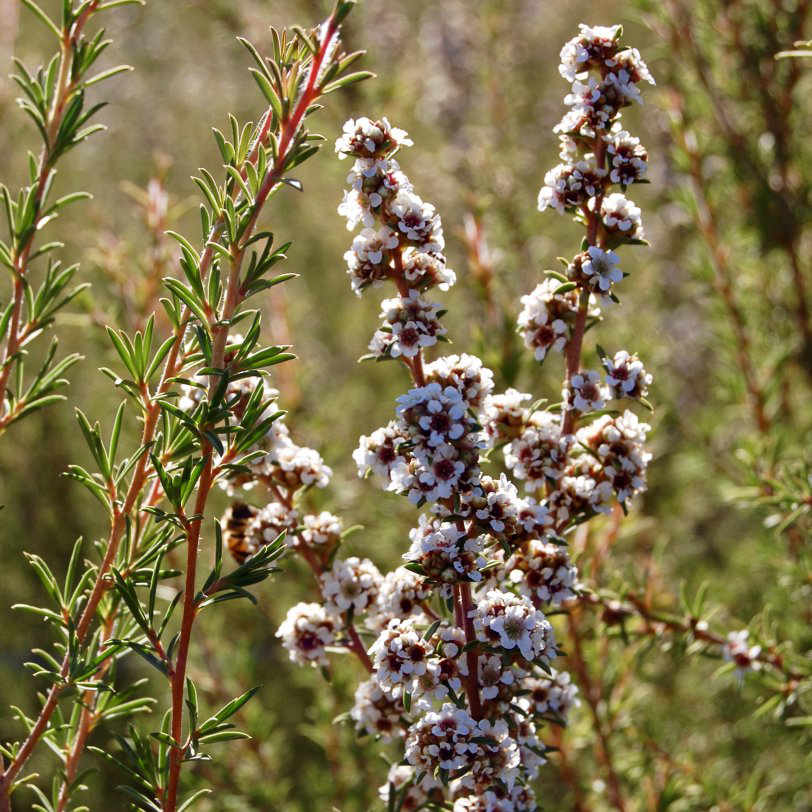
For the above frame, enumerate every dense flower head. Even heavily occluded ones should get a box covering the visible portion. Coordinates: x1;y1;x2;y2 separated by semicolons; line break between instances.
300;511;343;549
504;410;571;490
470;589;556;662
276;602;336;668
335;116;412;159
599;192;644;239
405;514;486;585
604;349;652;399
480;389;531;445
517;279;572;361
401;250;456;292
265;441;332;490
344;226;399;294
397;381;469;448
388;189;445;251
457;718;521;793
353;421;410;485
605;128;648;185
369;617;436;698
576;410;651;503
351;677;405;739
346;157;411;211
537;157;607;214
371;290;446;359
248;501;300;549
503;539;580;606
320;556;382;616
372;568;432;629
523;669;581;718
559;23;623;81
405;703;479;773
425;354;495;409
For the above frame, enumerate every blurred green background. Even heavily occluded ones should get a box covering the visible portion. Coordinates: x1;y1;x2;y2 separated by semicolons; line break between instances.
0;0;810;809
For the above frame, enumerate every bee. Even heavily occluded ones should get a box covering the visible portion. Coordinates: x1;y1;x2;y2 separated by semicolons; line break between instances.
222;501;260;564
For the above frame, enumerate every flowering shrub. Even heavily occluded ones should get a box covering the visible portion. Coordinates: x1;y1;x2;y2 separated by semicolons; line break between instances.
1;3;810;810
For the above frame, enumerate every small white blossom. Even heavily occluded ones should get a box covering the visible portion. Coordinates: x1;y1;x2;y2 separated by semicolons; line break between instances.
335;116;412;159
559;24;622;81
470;590;556;662
372;290;446;359
564;369;608;413
405;515;486;584
600;192;644;239
351;677;405;739
405;704;479;773
424;354;495;409
537;158;606;214
353;421;410;487
480;389;531;445
320;556;382;616
523;669;580;718
604;128;648;185
276;602;336;667
604;350;652;399
504;410;570;490
389;189;445;250
580;245;623;291
300;511;343;548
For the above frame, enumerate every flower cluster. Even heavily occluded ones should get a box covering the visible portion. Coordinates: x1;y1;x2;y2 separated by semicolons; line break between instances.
274;27;654;806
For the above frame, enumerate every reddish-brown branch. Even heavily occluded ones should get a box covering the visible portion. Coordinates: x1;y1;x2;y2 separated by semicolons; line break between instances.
456;582;483;720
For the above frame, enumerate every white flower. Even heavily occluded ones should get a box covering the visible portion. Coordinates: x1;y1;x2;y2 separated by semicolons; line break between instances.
517;279;575;361
371;567;432;629
372;290;446;359
320;556;382;616
599;192;644;238
353;421;410;487
405;515;486;584
276;602;336;667
576;410;651;503
389;189;445;250
270;443;332;489
723;630;762;676
537;158;606;214
564;369;608;413
504;410;570;490
580;245;622;291
604;349;652;399
505;540;580;606
604;129;648;185
480;389;531;445
402;249;456;291
523;669;580;717
369;617;436;697
404;703;479;772
424;354;495;409
559;24;622;81
335;116;412;158
248;502;299;548
351;677;405;739
470;589;556;662
300;511;343;548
